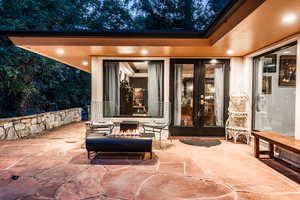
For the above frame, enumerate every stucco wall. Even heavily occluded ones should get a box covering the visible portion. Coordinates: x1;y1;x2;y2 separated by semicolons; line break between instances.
0;108;81;140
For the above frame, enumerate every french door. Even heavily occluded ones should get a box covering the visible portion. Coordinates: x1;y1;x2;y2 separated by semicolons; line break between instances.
169;59;230;137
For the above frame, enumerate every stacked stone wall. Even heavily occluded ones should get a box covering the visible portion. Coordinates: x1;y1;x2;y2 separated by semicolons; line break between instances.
0;108;81;140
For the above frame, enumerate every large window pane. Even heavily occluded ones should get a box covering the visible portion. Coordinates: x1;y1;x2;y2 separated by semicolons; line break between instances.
253;44;297;137
103;60;164;117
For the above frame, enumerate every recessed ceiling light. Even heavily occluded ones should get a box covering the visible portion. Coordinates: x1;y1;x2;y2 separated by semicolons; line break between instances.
210;59;218;64
226;49;234;55
282;13;297;24
118;47;134;54
141;49;148;55
283;51;291;54
56;48;65;55
82;61;88;66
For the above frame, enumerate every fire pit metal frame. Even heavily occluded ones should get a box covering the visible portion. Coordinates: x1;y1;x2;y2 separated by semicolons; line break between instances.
120;121;139;132
85;125;153;159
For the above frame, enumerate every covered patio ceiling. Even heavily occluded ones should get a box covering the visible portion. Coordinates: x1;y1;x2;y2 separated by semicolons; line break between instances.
4;0;300;72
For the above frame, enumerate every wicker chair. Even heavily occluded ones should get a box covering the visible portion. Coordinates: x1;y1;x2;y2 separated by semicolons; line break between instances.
225;95;250;144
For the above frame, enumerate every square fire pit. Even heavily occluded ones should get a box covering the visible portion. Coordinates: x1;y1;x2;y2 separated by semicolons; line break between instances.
120;121;139;132
85;122;152;160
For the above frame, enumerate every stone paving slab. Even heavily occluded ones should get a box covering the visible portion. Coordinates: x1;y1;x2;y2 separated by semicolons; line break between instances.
0;122;299;200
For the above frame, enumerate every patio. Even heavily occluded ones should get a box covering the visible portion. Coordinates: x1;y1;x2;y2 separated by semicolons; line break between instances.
0;122;299;200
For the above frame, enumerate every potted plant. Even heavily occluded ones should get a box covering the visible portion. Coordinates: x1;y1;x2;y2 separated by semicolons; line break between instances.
120;80;133;115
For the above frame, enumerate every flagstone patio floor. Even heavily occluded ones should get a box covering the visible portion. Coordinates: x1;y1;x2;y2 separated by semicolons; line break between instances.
0;122;299;200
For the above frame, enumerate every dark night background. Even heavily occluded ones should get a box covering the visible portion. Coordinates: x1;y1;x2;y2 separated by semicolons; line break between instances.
0;0;230;118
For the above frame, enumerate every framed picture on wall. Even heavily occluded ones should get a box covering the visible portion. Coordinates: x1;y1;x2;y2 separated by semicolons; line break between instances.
279;55;296;87
262;76;272;94
263;54;277;73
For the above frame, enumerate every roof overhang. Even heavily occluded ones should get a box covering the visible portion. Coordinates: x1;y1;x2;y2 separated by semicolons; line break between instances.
3;0;300;73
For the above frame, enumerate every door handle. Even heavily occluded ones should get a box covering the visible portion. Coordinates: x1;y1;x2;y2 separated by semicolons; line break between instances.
200;94;205;105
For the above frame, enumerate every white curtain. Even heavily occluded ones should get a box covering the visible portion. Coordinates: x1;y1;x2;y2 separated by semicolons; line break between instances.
254;58;272;131
104;62;120;116
148;62;163;117
214;67;224;126
174;64;182;125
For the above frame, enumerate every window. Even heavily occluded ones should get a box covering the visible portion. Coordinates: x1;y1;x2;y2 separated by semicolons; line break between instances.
253;43;297;137
103;60;164;118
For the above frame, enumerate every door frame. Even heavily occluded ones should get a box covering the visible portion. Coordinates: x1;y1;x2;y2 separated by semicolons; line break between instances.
169;58;230;137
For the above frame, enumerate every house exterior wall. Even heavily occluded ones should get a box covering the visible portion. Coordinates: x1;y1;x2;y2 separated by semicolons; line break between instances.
91;56;249;125
229;57;245;95
90;35;299;141
91;57;103;122
295;36;300;139
229;57;253;133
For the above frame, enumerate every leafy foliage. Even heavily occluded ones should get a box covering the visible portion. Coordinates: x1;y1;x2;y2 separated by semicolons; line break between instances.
0;0;232;32
0;0;93;117
0;0;231;117
0;38;91;117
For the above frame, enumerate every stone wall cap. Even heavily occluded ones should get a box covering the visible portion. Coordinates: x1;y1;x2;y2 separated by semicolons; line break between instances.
0;107;81;123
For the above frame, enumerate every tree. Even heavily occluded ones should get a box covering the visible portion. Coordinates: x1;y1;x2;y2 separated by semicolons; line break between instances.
126;0;223;32
83;0;134;31
0;0;231;117
0;0;92;117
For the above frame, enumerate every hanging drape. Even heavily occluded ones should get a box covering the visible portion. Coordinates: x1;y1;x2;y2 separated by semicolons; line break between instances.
174;64;182;125
104;62;120;116
214;66;224;126
148;62;163;117
254;57;272;131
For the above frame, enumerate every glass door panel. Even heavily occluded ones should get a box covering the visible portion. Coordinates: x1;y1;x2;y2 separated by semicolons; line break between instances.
202;63;225;127
170;59;229;137
174;64;194;126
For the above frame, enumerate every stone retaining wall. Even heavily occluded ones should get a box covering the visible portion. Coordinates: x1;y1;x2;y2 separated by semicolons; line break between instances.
0;108;81;140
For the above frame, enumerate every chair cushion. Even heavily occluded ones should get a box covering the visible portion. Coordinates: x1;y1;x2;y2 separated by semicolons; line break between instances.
86;134;152;152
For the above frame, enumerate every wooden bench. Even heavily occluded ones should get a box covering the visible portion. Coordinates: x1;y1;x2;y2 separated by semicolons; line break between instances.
252;131;300;158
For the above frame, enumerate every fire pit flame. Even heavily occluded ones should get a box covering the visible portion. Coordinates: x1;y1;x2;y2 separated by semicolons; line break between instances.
119;129;140;136
107;128;140;136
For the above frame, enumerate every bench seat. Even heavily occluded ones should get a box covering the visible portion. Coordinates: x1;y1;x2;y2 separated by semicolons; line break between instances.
251;131;300;158
86;133;153;159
